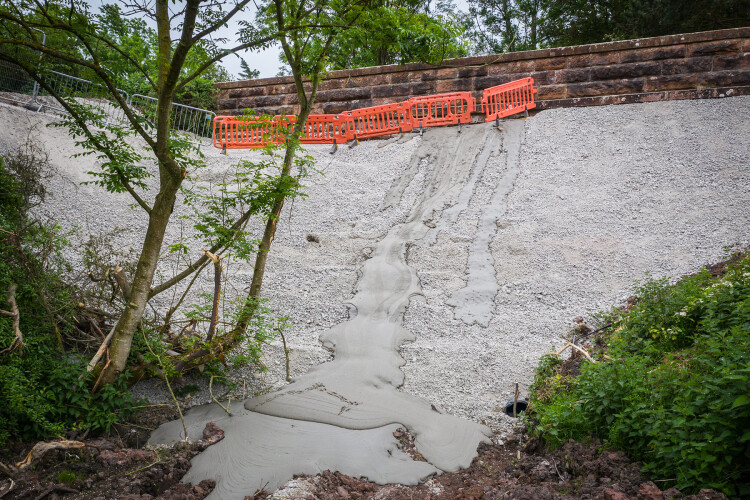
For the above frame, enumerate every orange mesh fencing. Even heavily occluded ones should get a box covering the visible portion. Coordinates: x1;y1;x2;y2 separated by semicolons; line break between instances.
348;102;414;139
481;77;537;122
408;92;475;128
212;78;538;149
299;114;352;144
213;115;293;149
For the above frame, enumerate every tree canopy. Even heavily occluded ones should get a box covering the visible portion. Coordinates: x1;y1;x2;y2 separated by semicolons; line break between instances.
468;0;750;53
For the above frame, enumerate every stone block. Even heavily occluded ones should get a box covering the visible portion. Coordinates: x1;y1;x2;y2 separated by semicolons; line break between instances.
409;82;434;96
713;52;750;71
697;69;750;86
489;59;535;74
619;45;686;63
372;83;412;98
555;68;591;83
418;71;438;81
317;87;371;102
536;84;567;100
591;62;661;80
458;66;488;78
687;39;742;57
435;79;474;92
319;79;346;91
436;67;458;79
251;95;285;107
662;57;712;74
390;72;410;84
530;70;556;86
535;57;567;70
268;84;294;95
567;78;644;98
474;75;512;89
567;52;621;68
645;74;697;92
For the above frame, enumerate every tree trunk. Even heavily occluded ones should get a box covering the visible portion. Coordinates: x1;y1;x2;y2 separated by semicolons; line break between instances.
99;179;179;385
234;74;317;334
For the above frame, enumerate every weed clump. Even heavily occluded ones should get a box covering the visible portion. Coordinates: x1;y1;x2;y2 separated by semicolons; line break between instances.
528;253;750;497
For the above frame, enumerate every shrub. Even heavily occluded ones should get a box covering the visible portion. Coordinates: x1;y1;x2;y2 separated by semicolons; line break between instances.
528;254;750;496
0;147;139;445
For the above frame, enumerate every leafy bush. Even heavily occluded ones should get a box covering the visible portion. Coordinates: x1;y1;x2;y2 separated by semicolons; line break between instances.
0;148;139;445
529;254;750;496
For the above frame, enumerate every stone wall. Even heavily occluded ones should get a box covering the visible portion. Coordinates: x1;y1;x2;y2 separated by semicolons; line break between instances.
215;27;750;116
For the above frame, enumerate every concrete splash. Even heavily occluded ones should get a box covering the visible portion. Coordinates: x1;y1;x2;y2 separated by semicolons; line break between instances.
150;122;517;498
447;119;525;326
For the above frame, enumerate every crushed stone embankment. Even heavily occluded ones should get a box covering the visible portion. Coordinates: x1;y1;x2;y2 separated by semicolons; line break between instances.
0;96;748;497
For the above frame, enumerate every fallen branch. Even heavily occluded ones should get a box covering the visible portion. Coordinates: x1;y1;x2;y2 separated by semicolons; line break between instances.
209;375;232;416
86;327;115;372
15;440;86;469
0;285;24;355
554;342;597;363
567;342;597;363
278;327;291;382
0;478;14;498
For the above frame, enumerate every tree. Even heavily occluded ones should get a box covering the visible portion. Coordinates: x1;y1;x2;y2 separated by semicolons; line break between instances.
0;0;297;386
466;0;750;54
239;58;261;80
320;0;468;69
0;0;381;388
468;0;522;53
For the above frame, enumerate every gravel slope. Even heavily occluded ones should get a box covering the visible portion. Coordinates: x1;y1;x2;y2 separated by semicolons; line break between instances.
0;96;748;442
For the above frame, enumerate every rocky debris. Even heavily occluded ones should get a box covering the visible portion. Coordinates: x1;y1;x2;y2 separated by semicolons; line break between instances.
276;435;729;500
2;421;223;499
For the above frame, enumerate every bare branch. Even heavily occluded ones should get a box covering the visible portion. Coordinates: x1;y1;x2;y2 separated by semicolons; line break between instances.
202;249;222;343
149;207;254;298
0;285;23;355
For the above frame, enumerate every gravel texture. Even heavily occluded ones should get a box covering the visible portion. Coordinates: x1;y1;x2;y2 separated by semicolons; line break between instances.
1;96;749;443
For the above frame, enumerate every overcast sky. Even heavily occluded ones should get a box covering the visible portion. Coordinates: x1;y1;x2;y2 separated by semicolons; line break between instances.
86;0;470;80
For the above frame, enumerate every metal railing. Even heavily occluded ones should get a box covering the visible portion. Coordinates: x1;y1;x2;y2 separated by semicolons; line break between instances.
0;61;215;145
0;60;39;108
130;94;216;145
35;70;130;126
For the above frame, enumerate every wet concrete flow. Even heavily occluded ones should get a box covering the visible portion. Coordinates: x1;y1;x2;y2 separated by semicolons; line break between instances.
149;121;526;499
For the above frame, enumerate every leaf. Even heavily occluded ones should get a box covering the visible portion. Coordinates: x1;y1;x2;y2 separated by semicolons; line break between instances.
730;395;750;409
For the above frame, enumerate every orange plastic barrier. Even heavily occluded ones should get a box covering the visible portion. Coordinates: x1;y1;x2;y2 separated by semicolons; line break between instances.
213;78;538;149
481;77;537;122
408;92;475;128
213;115;292;149
299;114;352;144
348;102;414;139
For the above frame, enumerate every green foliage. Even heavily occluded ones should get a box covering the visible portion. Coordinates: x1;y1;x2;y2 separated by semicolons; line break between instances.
528;255;750;496
53;101;151;193
322;4;468;69
181;123;310;261
467;0;750;53
0;147;139;446
89;2;234;109
239;59;261;80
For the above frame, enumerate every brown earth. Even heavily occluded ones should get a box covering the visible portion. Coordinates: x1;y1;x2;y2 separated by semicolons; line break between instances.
0;403;730;500
270;431;728;500
0;409;221;500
